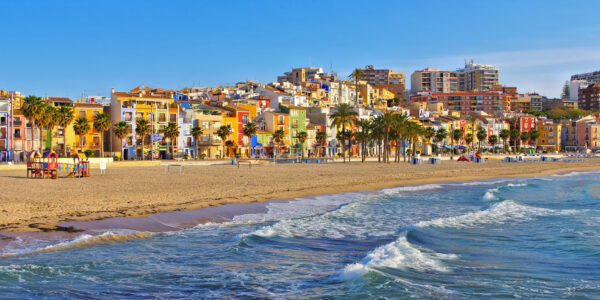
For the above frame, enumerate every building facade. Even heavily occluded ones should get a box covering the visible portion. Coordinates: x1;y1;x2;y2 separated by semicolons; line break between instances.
457;60;499;92
410;68;458;94
577;83;600;110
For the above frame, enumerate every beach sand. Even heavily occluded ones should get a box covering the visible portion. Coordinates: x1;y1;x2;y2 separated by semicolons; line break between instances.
1;159;600;232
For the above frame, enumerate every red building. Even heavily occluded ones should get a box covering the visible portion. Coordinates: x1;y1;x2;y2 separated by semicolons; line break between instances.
411;91;507;115
516;115;538;132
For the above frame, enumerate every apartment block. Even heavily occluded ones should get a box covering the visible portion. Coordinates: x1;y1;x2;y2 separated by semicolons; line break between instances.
410;68;458;93
457;60;499;92
577;83;600;110
361;65;406;98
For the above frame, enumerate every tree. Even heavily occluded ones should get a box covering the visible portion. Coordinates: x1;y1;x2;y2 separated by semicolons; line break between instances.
160;122;180;159
21;95;46;152
330;103;358;162
38;105;59;151
73;117;91;152
272;129;285;159
488;135;498;153
315;131;327;157
529;130;540;151
217;125;232;158
423;127;436;146
348;68;365;107
434;128;448;154
561;80;570;100
355;118;372;162
452;128;463;153
56;106;74;156
476;127;487;152
243;122;258;157
404;121;423;157
113;121;130;160
509;129;521;152
296;131;308;160
499;129;510;153
135;119;151;160
520;131;530;149
468;115;478;149
465;133;474;150
191;126;203;159
93;113;111;158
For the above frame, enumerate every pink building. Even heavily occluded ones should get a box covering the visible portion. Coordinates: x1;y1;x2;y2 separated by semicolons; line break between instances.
575;120;600;150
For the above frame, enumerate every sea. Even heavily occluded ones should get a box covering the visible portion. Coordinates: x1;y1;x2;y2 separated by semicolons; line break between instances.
1;170;599;299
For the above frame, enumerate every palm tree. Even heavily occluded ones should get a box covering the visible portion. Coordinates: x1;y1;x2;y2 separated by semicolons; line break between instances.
391;113;409;162
38;105;59;151
380;111;397;163
56;106;74;156
93;113;111;158
296;131;308;160
488;135;499;153
529;130;540;151
499;129;510;153
355;118;372;162
452;128;463;154
160;122;180;159
509;129;520;153
404;121;424;157
434;128;448;154
113;121;130;160
272;129;285;159
465;133;474;151
423;127;436;154
191;126;204;159
476;127;487;152
520;131;530;151
330;103;358;162
217;125;231;158
348;68;365;106
21;95;46;152
73;117;91;152
370;116;385;162
243;122;258;158
469;115;478;148
135;119;151;160
315;130;327;157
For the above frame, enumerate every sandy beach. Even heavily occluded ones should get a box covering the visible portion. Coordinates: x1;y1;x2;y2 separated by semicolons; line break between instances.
1;159;600;232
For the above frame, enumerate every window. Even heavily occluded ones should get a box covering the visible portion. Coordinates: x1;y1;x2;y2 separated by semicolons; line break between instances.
278;116;284;124
148;113;155;122
124;112;133;122
202;121;209;129
213;122;221;130
79;111;86;118
278;125;284;131
292;119;298;128
226;122;232;128
92;136;100;146
169;113;177;122
243;115;249;123
136;112;144;120
159;113;166;122
13;129;21;138
93;111;100;117
202;134;210;142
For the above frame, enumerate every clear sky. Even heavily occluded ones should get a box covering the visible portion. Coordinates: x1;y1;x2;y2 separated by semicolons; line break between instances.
1;0;599;99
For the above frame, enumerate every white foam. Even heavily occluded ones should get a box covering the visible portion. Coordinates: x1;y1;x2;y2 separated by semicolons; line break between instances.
339;236;457;280
382;184;443;195
416;200;577;229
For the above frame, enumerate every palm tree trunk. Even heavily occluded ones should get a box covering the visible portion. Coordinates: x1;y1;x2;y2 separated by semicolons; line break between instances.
80;134;83;152
141;136;145;160
100;131;103;158
121;138;125;161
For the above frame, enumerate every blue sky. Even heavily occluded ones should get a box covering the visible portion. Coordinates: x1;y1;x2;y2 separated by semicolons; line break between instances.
1;0;599;98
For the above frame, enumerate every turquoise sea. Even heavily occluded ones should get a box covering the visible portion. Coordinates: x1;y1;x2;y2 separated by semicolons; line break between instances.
1;171;599;299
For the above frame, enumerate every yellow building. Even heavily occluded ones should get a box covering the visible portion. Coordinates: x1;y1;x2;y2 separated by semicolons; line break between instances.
536;119;562;151
65;103;104;156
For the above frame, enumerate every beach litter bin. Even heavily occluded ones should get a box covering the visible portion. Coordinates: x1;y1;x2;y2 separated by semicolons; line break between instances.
473;156;484;163
305;159;310;163
410;157;423;165
429;157;441;164
232;159;236;165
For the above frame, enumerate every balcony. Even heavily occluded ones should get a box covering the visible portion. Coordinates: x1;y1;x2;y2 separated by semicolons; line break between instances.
13;120;22;126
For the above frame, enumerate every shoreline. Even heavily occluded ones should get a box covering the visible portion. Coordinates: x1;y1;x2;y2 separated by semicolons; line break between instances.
0;160;599;234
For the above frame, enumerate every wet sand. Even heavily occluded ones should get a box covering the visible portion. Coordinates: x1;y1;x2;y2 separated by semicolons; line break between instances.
1;159;600;233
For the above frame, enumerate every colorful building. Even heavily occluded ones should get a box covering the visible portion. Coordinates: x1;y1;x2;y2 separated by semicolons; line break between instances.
65;103;104;157
536;119;561;151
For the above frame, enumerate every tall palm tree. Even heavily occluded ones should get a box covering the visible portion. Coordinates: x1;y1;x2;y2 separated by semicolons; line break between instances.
499;129;510;154
38;105;59;151
93;113;111;158
348;68;365;106
434;128;448;154
405;122;424;157
529;130;540;152
476;127;487;152
465;133;474;151
520;131;530;151
380;111;397;163
272;129;285;159
243;122;258;157
488;135;499;153
469;115;478;148
296;131;308;160
56;106;74;156
355;118;372;162
315;130;327;157
509;129;520;153
423;127;436;154
73;117;91;152
113;121;130;160
217;125;232;158
390;113;408;163
21;95;46;152
160;122;180;159
135;119;151;160
452;128;463;154
370;116;385;162
330;103;358;162
191;126;203;159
